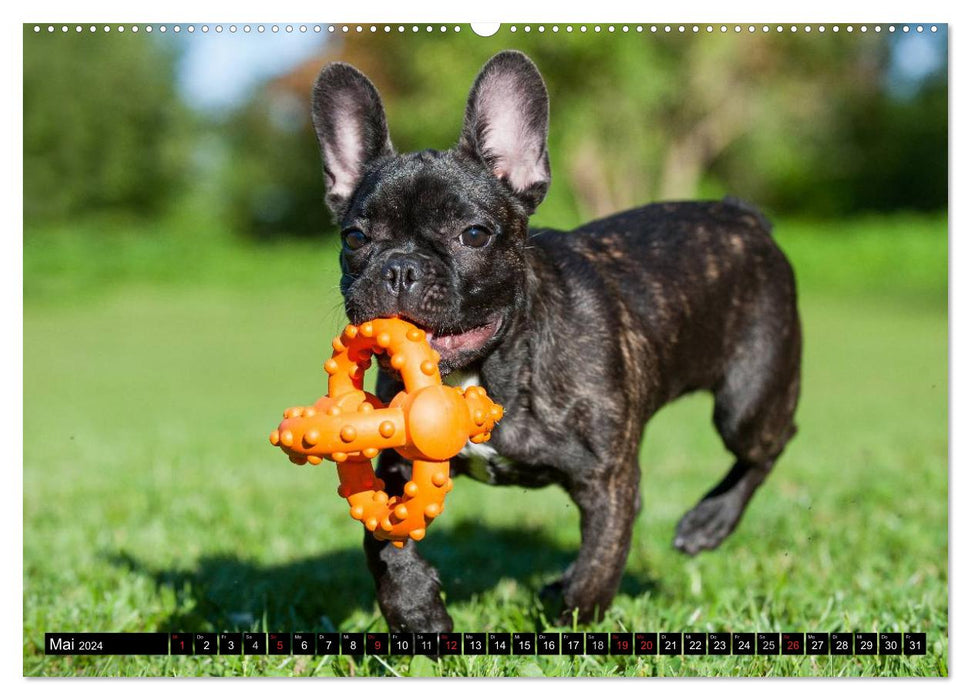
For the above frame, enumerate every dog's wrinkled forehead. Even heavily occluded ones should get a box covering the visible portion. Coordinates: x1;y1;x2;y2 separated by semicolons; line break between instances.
347;150;517;233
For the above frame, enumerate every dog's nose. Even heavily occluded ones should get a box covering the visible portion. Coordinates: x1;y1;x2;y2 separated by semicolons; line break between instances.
381;255;423;295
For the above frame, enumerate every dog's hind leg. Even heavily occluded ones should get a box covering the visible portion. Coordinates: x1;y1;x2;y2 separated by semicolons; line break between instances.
673;309;801;556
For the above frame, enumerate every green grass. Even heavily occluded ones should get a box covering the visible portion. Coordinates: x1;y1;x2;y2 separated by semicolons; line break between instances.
23;213;947;676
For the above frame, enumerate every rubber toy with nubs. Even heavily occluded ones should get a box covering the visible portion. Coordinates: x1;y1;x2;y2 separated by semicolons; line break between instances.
270;318;503;547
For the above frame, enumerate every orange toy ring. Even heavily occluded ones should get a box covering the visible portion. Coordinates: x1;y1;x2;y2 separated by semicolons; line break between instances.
269;318;503;547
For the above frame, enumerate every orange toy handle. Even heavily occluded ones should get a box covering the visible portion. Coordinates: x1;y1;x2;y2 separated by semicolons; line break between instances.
269;318;503;547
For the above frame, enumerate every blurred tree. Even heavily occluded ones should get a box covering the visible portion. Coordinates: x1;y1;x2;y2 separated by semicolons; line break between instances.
219;68;330;240
23;28;188;225
709;32;947;218
841;73;947;213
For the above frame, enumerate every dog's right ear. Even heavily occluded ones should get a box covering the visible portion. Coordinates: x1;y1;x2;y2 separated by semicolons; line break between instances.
311;63;394;218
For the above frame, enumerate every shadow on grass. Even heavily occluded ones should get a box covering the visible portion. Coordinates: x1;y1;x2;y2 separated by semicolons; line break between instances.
106;520;657;632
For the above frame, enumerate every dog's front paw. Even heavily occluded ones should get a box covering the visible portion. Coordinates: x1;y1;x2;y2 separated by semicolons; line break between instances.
673;493;746;555
384;602;453;634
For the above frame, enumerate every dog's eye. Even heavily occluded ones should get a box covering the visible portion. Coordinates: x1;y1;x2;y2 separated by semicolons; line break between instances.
342;229;369;251
459;225;493;248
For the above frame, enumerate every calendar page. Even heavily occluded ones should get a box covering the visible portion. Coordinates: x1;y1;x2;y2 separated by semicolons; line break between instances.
22;15;948;680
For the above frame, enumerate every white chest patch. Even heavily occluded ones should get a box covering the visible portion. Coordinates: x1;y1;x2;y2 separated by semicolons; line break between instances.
442;368;482;392
444;369;514;483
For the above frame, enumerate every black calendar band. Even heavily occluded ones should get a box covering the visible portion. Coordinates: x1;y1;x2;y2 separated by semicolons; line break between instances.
43;631;927;656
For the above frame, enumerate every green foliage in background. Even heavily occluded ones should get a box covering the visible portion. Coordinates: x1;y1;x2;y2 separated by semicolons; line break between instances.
23;28;190;224
219;94;330;241
22;27;946;239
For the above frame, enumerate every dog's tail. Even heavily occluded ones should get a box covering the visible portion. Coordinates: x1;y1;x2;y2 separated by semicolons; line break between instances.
722;195;774;235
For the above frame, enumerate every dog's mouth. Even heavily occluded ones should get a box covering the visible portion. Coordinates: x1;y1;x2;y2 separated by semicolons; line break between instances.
427;316;502;354
399;314;503;361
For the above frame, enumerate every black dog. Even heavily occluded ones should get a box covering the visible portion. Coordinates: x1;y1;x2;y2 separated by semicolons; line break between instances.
309;51;801;632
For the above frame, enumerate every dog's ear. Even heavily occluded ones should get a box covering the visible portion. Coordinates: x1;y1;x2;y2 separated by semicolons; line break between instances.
311;63;394;218
458;51;550;213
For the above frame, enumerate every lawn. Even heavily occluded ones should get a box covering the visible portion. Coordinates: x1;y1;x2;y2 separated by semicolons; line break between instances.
22;213;948;677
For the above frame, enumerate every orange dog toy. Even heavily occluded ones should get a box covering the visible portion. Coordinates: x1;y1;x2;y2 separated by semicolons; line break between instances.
269;318;503;547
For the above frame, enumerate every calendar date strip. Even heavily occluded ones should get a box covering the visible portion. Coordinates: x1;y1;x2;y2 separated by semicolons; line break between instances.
45;631;927;656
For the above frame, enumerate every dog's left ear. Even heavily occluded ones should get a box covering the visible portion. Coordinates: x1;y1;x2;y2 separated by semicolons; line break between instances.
458;51;550;213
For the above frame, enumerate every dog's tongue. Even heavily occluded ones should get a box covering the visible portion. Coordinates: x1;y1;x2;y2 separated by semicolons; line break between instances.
426;319;499;355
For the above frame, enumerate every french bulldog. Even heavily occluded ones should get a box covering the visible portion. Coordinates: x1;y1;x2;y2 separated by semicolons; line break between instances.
309;50;801;632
